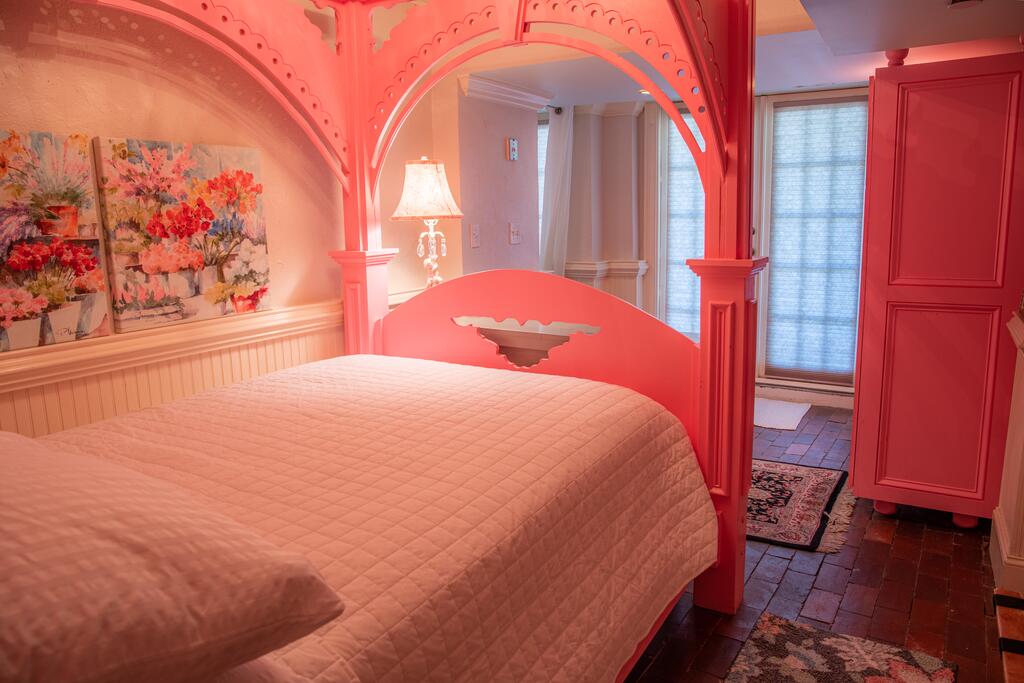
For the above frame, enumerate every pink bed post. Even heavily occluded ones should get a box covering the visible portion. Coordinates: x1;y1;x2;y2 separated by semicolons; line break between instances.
329;2;397;354
684;0;761;615
688;258;765;612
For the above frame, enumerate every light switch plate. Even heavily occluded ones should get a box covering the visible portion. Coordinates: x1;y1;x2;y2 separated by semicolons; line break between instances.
470;223;481;249
505;137;519;161
508;222;522;245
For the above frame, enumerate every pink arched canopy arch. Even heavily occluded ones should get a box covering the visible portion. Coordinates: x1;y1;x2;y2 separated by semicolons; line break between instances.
363;2;728;191
321;0;743;255
60;0;761;615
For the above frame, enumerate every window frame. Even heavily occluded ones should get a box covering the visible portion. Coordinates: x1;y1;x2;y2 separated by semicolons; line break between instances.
752;87;869;393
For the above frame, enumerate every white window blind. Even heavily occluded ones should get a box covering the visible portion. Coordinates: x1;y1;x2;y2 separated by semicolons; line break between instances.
664;111;704;341
537;120;549;233
762;98;868;386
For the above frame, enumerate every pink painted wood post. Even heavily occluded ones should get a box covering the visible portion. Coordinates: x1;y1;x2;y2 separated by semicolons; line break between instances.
885;48;910;67
330;249;398;353
683;0;759;615
332;3;396;353
688;258;766;613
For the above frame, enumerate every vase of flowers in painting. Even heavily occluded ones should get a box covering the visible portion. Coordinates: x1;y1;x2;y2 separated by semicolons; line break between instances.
166;269;198;299
1;288;47;351
7;132;96;239
72;268;109;338
74;293;105;338
230;285;268;314
199;265;219;292
37;205;79;237
46;299;83;344
5;317;42;351
139;242;203;300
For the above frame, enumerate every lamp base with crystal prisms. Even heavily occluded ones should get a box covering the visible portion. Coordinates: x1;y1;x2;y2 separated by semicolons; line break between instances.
417;218;447;288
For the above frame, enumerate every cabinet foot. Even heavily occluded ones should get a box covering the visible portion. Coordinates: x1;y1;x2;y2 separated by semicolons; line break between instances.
873;500;898;516
952;513;979;529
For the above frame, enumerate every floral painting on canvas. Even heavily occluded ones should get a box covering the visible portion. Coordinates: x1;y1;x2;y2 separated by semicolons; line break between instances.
0;130;111;352
95;138;270;332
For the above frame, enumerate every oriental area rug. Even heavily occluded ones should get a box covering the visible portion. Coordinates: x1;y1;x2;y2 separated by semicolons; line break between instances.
747;460;851;552
726;613;957;682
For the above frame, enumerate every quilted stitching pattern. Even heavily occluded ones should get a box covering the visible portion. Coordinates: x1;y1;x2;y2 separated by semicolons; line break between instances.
43;355;717;683
1;432;343;683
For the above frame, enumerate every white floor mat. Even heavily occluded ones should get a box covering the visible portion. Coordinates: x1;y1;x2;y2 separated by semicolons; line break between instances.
754;397;811;431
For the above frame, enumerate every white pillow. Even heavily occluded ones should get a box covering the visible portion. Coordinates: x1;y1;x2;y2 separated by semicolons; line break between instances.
0;432;343;683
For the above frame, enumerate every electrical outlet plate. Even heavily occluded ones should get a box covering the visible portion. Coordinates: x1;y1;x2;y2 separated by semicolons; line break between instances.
508;222;522;245
470;224;481;249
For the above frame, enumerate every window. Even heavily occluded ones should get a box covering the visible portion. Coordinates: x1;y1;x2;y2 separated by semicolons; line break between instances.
757;92;868;387
537;118;549;233
663;110;704;341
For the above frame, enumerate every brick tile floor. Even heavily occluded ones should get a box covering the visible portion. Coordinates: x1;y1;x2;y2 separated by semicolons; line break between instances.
625;406;1001;682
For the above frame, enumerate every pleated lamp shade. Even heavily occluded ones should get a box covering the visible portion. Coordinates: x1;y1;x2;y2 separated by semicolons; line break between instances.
391;156;463;220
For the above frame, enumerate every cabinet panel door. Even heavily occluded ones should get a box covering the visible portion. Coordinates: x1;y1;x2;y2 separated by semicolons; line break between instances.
853;53;1024;517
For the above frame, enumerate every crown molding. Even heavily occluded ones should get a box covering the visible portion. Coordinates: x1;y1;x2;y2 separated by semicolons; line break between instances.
458;74;553;112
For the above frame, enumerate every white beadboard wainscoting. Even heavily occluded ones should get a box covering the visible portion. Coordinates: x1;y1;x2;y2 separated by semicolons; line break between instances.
0;301;344;437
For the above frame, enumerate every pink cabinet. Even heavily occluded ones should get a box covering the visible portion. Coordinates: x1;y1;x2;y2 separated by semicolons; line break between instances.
852;53;1024;525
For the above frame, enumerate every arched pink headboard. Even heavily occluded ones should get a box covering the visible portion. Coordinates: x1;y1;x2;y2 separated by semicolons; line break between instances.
380;270;701;448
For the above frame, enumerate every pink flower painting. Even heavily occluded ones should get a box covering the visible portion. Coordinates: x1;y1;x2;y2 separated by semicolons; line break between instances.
0;130;111;352
96;138;270;332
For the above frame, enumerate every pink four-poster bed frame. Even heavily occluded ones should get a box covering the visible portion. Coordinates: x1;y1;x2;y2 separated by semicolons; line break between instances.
72;0;762;627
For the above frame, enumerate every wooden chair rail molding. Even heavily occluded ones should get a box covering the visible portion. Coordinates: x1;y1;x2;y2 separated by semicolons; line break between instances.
0;302;343;437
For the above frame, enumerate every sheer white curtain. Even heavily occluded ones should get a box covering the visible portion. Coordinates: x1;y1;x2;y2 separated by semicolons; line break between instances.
762;97;868;386
539;106;574;275
663;108;705;341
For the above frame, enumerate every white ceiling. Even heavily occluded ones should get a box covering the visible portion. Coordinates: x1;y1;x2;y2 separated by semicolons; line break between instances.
803;0;1024;55
475;52;676;107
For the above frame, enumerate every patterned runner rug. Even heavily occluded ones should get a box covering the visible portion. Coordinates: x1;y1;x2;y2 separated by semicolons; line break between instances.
748;460;849;551
727;613;957;681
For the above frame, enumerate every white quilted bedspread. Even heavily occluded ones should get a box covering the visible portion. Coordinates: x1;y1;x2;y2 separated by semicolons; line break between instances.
43;355;717;683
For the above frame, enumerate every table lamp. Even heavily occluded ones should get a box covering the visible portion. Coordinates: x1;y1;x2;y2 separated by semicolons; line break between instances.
391;156;463;288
